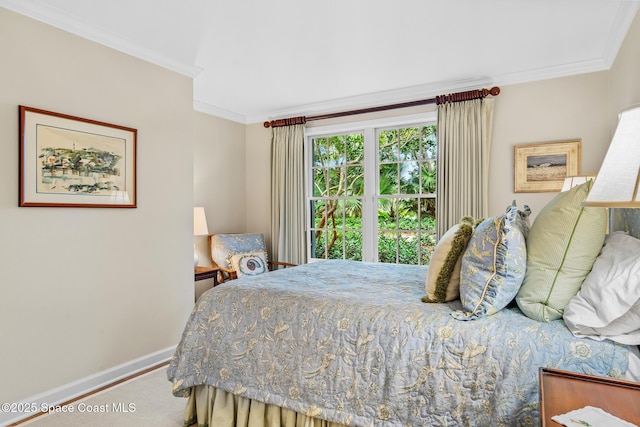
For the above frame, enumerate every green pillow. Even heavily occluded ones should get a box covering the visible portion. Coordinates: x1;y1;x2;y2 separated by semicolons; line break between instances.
423;216;476;303
516;181;607;322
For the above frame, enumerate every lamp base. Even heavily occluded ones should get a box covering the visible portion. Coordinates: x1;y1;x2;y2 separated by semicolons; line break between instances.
194;246;199;267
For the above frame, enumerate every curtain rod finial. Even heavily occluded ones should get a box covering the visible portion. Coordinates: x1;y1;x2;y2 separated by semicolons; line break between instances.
263;116;307;128
489;87;500;96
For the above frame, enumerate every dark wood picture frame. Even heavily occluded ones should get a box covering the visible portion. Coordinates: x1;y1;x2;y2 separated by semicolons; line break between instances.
19;106;137;208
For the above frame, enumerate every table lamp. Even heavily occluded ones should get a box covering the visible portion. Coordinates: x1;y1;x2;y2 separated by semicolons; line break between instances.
193;207;209;266
583;104;640;207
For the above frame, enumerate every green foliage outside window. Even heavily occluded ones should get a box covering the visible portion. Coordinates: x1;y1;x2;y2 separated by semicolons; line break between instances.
311;125;437;265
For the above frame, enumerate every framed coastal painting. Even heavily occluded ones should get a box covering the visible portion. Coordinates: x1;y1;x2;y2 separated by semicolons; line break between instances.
19;106;137;207
514;139;581;193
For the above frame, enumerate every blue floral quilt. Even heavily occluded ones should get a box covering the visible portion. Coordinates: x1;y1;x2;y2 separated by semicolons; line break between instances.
168;260;630;426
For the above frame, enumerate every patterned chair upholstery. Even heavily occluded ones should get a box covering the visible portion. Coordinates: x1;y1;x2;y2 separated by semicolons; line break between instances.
208;233;295;282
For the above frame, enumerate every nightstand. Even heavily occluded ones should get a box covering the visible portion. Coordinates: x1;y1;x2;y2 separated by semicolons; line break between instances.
539;367;640;426
194;266;219;287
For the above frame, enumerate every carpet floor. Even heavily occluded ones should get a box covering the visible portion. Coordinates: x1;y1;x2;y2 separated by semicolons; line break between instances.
20;366;185;426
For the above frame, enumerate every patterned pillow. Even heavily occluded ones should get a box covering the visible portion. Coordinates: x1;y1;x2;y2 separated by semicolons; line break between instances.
210;233;266;270
452;202;531;321
516;181;607;322
229;251;268;277
423;216;477;303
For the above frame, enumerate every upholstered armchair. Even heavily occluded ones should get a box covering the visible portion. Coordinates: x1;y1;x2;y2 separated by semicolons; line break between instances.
208;233;295;282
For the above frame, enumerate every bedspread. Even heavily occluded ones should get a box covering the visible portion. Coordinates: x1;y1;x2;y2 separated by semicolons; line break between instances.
168;260;630;426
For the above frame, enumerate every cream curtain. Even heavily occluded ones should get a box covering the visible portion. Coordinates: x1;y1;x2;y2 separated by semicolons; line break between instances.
270;124;306;265
436;98;495;239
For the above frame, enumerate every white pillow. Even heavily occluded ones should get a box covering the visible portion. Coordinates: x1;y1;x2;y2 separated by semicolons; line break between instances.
229;251;268;277
563;232;640;345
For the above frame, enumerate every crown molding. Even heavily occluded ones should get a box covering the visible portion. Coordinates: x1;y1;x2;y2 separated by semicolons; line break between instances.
193;99;248;124
249;77;493;124
4;0;636;124
205;1;640;124
204;58;600;124
0;0;203;78
492;58;611;88
493;0;640;87
602;1;640;66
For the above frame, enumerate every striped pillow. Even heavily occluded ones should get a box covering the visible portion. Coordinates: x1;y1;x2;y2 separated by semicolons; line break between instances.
516;181;607;322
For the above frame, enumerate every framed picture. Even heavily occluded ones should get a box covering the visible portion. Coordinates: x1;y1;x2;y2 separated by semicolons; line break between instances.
19;106;137;207
514;139;581;193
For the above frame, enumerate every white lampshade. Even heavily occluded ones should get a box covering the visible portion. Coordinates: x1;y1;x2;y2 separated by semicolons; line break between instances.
584;104;640;207
193;207;209;236
193;207;209;267
561;175;596;192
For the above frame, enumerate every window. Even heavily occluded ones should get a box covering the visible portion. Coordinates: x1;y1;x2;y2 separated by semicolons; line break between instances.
306;113;437;265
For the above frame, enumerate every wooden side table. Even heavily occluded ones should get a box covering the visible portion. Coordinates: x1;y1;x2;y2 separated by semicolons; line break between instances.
194;266;219;287
540;367;640;426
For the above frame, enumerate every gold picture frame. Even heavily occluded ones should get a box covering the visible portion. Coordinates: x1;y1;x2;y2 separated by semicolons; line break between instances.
514;139;581;193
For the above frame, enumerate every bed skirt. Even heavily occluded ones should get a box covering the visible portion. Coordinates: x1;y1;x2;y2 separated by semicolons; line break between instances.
184;385;349;427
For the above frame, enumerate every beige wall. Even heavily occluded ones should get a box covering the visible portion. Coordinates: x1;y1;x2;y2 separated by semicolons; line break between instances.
244;123;273;245
193;112;246;297
194;112;246;234
490;73;610;219
610;10;640;129
0;8;195;403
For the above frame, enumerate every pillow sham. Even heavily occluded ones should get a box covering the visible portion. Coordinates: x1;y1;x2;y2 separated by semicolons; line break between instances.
423;216;477;303
452;202;531;321
229;251;268;277
516;181;607;322
210;233;266;270
563;232;640;345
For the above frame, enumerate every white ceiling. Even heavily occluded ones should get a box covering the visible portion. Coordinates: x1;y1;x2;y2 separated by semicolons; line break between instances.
1;0;639;124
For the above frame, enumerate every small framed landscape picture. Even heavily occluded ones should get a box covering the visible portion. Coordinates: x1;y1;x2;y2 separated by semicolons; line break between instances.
19;106;137;207
514;139;581;193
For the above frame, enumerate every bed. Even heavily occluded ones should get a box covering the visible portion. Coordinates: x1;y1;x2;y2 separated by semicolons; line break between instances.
168;196;640;426
168;259;638;426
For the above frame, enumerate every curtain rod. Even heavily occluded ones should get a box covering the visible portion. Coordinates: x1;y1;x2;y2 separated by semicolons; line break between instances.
263;86;500;128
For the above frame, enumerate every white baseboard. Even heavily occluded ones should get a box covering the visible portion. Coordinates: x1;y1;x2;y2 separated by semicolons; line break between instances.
0;346;175;427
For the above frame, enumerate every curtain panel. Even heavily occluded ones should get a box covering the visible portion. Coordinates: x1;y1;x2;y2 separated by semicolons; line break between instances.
270;124;306;265
436;98;495;239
